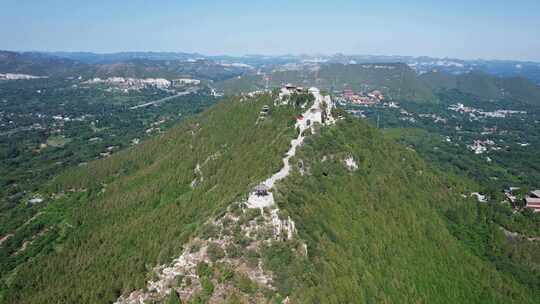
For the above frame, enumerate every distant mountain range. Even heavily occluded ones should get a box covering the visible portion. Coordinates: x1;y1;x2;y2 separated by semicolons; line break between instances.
0;50;88;77
215;62;540;105
4;50;539;83
215;63;436;102
0;50;251;81
2;50;540;104
43;51;205;64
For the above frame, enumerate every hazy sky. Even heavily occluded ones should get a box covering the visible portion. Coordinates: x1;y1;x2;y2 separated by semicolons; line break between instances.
2;0;540;61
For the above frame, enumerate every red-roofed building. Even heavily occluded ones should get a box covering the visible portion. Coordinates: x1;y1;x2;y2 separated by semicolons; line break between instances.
343;89;354;99
525;197;540;212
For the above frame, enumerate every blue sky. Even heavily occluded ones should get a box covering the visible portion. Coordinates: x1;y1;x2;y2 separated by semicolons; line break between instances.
1;0;539;61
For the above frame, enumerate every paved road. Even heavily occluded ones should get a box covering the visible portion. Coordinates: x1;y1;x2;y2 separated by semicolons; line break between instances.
129;88;198;110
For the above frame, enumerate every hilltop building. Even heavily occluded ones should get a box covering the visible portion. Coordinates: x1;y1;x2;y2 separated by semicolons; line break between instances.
254;184;269;196
343;88;354;99
260;105;270;116
525;190;540;212
278;84;308;102
340;88;382;105
504;189;518;206
530;190;540;198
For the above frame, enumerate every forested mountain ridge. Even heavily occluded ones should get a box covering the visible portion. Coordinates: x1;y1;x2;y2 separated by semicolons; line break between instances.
9;51;540;85
215;63;540;105
275;116;538;302
0;50;249;80
0;50;88;77
215;63;436;103
1;90;538;303
1;92;304;303
3;49;539;106
420;71;540;105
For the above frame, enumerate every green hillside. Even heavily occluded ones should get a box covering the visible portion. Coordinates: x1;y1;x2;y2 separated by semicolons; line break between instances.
90;59;248;81
275;116;537;302
317;63;435;102
421;71;540;104
499;76;540;104
0;51;89;77
215;63;436;102
1;94;302;303
1;95;537;303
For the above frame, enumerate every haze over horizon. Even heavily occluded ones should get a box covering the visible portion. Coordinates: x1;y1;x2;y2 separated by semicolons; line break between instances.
2;0;540;62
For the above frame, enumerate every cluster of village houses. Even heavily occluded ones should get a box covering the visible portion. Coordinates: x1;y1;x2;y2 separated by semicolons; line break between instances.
339;88;385;105
0;73;48;80
470;187;540;213
504;188;540;213
467;139;501;154
448;103;526;119
82;77;200;91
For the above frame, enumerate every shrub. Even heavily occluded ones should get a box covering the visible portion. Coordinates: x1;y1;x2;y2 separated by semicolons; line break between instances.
244;249;260;268
234;234;251;247
190;242;201;253
238;209;260;225
233;223;242;234
190;295;204;304
200;224;219;240
230;203;243;217
222;228;232;236
166;290;181;304
235;272;256;294
176;275;185;286
222;217;233;228
147;271;159;282
226;292;243;304
245;208;261;221
256;227;274;240
226;243;242;259
201;277;214;296
207;243;225;262
219;266;234;283
196;261;213;279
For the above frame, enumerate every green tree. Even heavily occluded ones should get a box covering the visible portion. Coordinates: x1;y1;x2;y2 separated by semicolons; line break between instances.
166;290;181;304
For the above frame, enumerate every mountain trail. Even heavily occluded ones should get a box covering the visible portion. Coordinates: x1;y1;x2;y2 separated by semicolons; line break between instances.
116;88;335;303
247;88;334;208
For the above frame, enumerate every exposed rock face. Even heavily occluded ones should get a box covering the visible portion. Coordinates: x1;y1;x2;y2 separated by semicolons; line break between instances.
344;156;359;171
115;204;296;304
